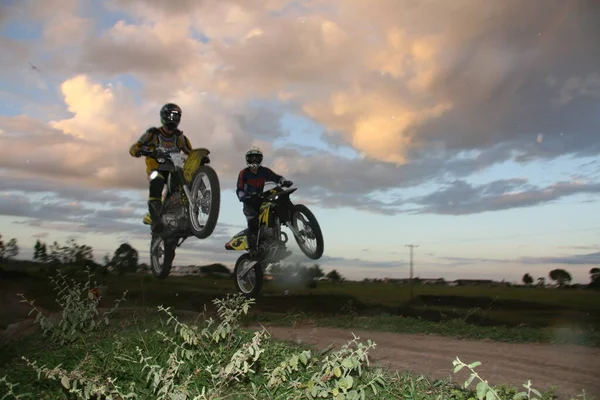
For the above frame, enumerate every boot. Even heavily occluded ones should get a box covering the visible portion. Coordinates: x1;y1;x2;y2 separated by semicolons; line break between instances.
247;230;257;252
148;200;164;233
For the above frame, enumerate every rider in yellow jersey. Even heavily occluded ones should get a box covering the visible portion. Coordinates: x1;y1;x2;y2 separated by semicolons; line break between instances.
129;103;193;233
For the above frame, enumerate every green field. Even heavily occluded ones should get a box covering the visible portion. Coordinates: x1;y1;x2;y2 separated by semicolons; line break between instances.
2;261;599;347
1;262;599;399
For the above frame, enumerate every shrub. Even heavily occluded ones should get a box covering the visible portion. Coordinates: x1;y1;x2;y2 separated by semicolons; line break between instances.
1;273;595;400
17;270;127;345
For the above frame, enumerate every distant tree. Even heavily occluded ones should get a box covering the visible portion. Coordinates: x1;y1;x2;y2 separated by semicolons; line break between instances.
74;243;94;266
548;268;572;287
33;240;48;263
522;273;534;286
307;264;325;281
0;234;16;261
589;267;600;290
3;238;19;260
326;269;343;283
33;240;42;261
536;277;545;287
112;243;139;275
48;241;63;264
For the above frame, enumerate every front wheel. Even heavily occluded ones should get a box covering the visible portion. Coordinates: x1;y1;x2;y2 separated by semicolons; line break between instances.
150;236;176;279
292;204;324;260
233;253;264;298
188;165;221;239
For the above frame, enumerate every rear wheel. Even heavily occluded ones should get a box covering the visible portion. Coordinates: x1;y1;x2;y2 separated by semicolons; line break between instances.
150;236;176;279
233;253;264;298
189;165;220;239
292;204;324;260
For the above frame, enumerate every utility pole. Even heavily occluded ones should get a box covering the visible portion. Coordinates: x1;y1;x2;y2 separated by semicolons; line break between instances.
405;244;419;300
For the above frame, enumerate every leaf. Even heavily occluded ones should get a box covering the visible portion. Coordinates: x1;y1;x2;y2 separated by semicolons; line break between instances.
341;358;354;369
225;363;234;375
299;352;308;365
453;364;465;373
464;374;476;388
345;375;354;389
468;361;482;369
476;381;488;399
60;376;70;389
333;366;342;378
486;391;496;400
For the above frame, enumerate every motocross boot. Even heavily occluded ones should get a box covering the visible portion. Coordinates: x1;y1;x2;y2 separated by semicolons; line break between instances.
247;230;258;253
148;200;164;233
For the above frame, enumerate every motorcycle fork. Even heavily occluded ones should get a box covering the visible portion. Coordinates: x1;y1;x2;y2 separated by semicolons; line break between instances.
175;169;193;208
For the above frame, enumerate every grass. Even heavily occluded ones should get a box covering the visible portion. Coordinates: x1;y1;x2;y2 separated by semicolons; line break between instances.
248;312;600;347
2;263;599;350
1;270;591;400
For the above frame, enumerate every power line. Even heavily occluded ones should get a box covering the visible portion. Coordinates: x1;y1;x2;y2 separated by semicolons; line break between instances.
405;244;419;300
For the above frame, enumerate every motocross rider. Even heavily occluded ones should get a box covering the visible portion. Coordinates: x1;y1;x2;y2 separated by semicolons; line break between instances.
129;103;193;233
236;146;293;252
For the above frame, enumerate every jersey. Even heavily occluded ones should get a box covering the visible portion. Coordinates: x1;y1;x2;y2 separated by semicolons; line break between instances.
236;166;283;201
129;126;193;175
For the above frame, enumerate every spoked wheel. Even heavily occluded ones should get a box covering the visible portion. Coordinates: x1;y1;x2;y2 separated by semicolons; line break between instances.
189;165;221;239
292;204;324;260
233;253;264;298
150;236;176;279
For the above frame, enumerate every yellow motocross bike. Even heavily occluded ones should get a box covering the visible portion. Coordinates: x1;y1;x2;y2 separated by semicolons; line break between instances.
138;147;220;279
224;182;324;297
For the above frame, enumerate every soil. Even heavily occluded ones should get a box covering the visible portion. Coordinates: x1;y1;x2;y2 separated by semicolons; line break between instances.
247;324;600;400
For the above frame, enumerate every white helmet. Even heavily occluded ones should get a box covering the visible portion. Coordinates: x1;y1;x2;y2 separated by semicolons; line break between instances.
245;146;263;171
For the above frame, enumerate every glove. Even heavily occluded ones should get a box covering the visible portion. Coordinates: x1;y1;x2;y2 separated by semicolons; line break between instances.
281;179;293;188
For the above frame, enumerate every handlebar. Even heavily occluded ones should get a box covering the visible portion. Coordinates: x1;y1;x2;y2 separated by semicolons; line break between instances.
138;148;175;158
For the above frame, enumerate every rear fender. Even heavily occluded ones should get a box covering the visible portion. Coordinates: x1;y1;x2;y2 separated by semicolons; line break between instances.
225;229;249;251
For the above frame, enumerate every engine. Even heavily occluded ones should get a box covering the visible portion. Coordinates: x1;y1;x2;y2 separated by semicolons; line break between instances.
161;192;189;232
258;227;280;256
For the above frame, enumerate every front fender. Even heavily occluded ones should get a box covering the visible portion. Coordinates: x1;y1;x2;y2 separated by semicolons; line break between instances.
183;148;211;182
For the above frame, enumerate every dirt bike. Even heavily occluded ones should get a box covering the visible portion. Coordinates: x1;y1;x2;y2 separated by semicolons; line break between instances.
138;147;221;279
224;182;324;297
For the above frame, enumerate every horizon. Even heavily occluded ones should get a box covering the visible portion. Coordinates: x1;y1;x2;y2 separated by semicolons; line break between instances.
1;0;600;285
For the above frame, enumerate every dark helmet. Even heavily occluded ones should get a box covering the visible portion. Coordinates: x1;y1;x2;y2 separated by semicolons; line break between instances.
160;103;182;130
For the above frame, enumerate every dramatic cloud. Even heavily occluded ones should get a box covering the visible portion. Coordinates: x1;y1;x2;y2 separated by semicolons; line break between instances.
2;0;600;279
410;179;600;215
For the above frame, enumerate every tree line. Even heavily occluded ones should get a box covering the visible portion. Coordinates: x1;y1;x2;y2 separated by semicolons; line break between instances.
522;268;600;289
0;233;140;276
1;233;598;289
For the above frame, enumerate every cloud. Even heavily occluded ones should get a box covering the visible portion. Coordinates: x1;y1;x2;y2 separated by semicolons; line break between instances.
409;179;600;215
2;0;600;222
521;252;600;266
31;232;49;239
437;251;600;267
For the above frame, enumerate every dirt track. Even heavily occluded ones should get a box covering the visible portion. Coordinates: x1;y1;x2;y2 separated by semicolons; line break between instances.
249;325;600;399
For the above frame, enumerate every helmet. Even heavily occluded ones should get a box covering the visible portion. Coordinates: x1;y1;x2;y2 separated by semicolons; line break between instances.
160;103;182;130
245;146;263;171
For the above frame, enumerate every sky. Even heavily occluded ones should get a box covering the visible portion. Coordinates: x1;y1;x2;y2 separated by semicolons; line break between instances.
1;0;600;284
